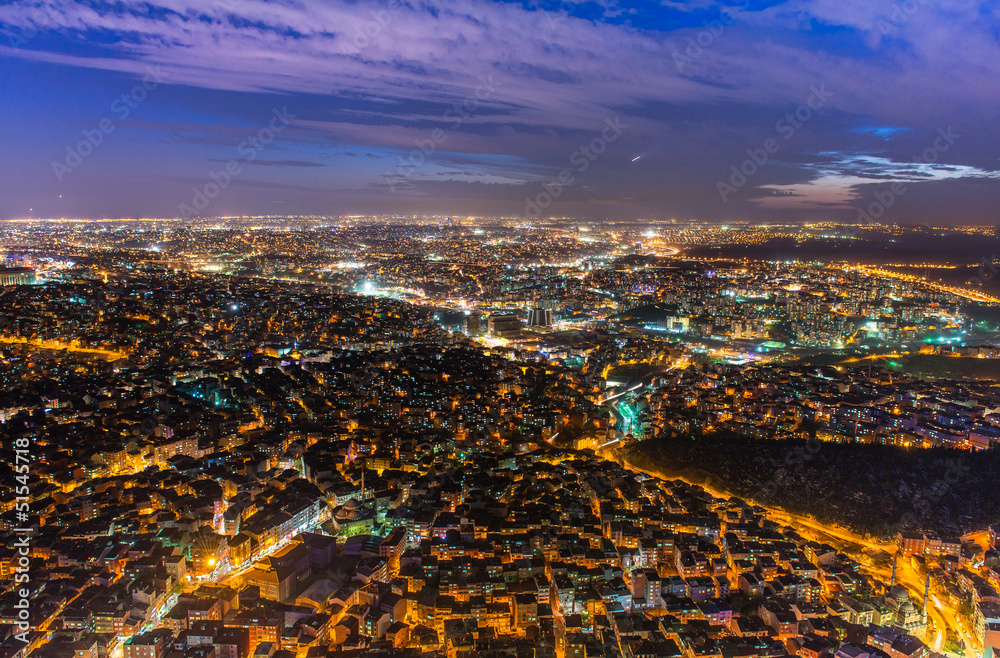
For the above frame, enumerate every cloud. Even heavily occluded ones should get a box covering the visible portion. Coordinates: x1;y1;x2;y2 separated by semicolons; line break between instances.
1;0;998;221
208;158;326;167
758;154;1000;210
0;0;995;132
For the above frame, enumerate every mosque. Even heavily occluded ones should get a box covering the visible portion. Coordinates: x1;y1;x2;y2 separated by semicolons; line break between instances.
883;584;927;633
882;553;928;634
331;497;377;537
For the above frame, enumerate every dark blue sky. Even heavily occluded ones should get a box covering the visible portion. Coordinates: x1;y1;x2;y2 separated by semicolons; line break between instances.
1;0;998;222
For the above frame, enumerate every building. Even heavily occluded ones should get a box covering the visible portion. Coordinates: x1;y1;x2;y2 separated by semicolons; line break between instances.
464;313;481;336
332;498;376;537
243;566;297;602
527;307;553;327
124;629;173;658
0;267;35;286
897;532;924;555
214;626;250;658
883;586;926;633
976;601;1000;644
488;314;522;338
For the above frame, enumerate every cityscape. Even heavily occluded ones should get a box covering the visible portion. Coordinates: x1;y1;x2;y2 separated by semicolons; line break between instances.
3;1;1000;658
2;218;1000;658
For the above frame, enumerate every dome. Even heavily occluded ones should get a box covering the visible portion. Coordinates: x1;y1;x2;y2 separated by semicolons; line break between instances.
889;586;908;602
901;601;916;614
335;498;366;521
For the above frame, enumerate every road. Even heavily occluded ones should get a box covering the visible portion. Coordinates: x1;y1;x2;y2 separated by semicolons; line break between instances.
600;366;677;440
176;509;333;596
619;460;978;658
0;336;128;358
850;265;1000;304
606;397;643;440
763;511;979;658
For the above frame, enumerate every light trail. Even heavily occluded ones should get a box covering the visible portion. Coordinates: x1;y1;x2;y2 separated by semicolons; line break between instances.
601;382;642;404
0;336;128;357
620;460;977;655
850;265;1000;304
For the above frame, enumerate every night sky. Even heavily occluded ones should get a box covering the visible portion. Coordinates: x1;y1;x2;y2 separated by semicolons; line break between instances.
1;0;998;222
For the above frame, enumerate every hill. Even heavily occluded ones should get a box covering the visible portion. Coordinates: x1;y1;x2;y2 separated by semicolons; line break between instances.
624;434;1000;539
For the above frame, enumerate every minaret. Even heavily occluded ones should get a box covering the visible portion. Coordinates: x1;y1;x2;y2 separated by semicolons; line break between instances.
891;552;898;586
923;572;930;623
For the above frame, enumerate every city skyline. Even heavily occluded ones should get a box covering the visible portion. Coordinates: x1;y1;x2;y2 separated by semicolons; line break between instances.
3;218;1000;656
2;0;1000;222
5;3;1000;657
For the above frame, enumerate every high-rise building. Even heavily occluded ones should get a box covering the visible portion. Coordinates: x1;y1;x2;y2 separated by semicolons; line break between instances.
527;308;552;327
464;313;481;336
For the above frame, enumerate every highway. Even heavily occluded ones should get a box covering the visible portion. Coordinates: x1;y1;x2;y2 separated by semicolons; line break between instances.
850;265;1000;304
